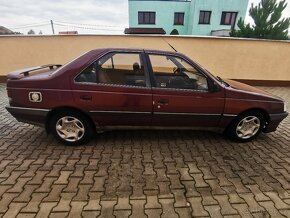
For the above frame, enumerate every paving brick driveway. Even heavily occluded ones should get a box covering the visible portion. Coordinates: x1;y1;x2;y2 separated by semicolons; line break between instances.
0;84;290;218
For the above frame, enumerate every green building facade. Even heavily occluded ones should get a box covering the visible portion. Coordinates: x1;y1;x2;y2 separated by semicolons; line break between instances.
128;0;249;36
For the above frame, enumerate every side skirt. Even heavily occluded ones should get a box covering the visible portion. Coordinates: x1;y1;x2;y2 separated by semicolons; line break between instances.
96;125;224;134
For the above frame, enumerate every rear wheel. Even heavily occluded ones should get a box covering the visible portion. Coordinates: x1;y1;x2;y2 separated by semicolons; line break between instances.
226;111;265;142
50;110;94;145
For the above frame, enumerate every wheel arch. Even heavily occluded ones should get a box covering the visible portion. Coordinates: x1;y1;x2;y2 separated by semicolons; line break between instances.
224;107;270;134
224;107;269;142
45;106;96;133
236;108;270;123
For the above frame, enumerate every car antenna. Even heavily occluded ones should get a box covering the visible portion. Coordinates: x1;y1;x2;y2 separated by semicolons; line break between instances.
162;38;178;52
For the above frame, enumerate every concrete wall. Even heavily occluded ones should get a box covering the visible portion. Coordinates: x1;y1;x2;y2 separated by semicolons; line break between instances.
0;35;289;82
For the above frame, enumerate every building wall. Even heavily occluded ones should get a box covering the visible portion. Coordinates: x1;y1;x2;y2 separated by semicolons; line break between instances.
129;0;191;35
0;35;290;83
128;0;249;36
189;0;249;35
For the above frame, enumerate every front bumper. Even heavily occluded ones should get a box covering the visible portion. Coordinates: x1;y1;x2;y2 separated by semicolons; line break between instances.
263;112;288;133
5;106;50;126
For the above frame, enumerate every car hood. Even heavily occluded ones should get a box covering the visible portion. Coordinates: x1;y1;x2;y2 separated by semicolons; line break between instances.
224;79;283;102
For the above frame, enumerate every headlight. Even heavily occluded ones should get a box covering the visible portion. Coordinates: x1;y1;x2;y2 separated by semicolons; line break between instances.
284;103;287;112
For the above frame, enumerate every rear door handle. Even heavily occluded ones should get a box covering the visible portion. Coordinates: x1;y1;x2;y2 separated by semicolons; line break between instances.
80;95;92;101
157;99;169;105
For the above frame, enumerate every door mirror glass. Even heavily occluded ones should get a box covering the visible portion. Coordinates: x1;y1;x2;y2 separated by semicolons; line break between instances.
208;81;220;92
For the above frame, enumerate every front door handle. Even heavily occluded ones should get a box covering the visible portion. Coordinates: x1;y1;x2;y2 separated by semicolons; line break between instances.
157;99;169;105
80;95;92;101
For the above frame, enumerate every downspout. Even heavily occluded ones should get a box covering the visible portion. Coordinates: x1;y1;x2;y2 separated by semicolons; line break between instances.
189;0;196;34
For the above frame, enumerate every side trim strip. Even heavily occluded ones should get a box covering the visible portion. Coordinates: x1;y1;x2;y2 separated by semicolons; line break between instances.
6;106;50;112
154;112;221;116
90;110;222;117
223;114;237;117
89;110;152;115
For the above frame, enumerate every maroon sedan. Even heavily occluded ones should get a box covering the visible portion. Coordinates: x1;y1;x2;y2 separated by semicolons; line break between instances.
6;48;288;145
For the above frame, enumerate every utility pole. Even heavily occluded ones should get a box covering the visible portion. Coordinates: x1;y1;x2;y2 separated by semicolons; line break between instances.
50;20;55;35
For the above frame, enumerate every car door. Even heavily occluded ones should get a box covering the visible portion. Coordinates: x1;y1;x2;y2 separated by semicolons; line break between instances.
72;51;153;126
146;52;225;127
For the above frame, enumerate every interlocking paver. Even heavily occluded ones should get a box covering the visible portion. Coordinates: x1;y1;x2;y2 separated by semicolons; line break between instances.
99;200;117;218
159;198;179;218
1;85;290;217
145;209;162;218
3;203;26;218
258;201;285;217
204;205;224;218
114;210;131;218
0;193;19;213
264;192;290;210
67;201;86;218
130;199;147;218
188;196;209;217
52;192;76;212
35;202;57;218
214;195;239;215
82;211;101;218
83;191;102;211
144;190;161;209
21;193;47;213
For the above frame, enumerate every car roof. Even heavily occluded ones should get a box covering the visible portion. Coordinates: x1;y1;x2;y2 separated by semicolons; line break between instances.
89;48;181;56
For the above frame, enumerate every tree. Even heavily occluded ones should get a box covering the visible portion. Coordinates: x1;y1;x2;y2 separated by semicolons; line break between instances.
27;29;35;35
39;31;43;35
230;0;290;40
170;29;179;35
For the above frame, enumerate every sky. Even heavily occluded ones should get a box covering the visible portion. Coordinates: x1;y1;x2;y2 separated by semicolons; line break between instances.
0;0;290;35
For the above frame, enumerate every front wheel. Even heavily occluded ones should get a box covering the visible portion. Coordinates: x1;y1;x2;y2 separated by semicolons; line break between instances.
226;111;265;142
50;111;94;145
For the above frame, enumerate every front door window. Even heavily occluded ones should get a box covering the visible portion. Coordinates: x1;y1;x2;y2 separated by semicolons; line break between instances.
148;54;208;91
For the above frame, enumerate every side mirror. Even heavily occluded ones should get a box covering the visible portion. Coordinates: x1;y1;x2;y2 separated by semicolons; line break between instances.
208;80;220;92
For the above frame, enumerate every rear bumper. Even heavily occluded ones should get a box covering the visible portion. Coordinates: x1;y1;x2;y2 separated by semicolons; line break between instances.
5;106;49;126
263;112;288;133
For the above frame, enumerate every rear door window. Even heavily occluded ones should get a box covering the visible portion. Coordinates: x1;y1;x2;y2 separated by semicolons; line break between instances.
75;52;147;87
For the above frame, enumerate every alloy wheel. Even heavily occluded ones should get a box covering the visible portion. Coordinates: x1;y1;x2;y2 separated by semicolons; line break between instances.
236;116;260;139
56;116;85;142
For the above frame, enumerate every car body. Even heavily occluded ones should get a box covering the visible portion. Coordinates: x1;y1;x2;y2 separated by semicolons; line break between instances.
6;48;288;145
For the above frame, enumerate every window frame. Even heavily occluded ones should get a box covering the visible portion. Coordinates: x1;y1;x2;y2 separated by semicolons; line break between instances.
138;11;156;25
198;11;212;25
145;52;211;92
174;12;185;25
220;11;238;27
74;51;151;89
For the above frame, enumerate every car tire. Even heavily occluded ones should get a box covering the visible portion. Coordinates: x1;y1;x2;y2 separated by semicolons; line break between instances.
226;111;265;142
50;110;94;146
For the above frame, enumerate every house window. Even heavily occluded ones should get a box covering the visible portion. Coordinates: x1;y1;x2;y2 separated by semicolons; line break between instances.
221;12;238;27
174;12;184;25
138;12;156;24
199;11;211;24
